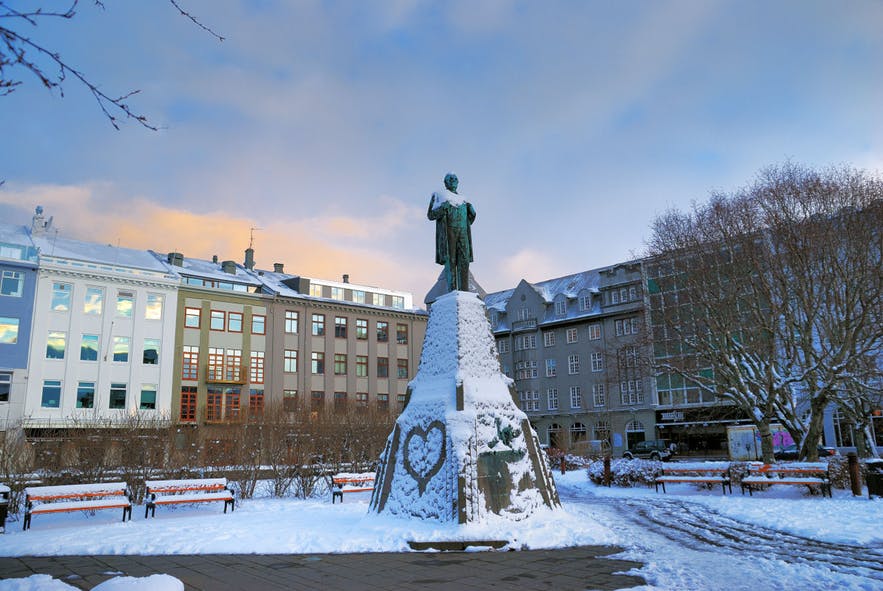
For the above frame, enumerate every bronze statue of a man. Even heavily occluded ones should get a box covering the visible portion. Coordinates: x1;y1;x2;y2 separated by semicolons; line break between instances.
428;173;476;292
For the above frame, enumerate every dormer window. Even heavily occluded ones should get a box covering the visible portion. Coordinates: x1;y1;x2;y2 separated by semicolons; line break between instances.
555;299;566;316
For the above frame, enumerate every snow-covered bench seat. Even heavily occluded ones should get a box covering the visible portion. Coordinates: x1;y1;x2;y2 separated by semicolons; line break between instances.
23;482;133;530
144;478;235;518
331;472;375;503
654;462;732;494
740;462;832;498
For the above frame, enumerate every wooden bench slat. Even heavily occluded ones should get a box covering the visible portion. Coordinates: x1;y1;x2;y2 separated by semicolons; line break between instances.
30;500;132;514
741;464;832;498
144;478;235;518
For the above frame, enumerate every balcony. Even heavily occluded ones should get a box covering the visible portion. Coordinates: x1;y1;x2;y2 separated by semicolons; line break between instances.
511;318;537;332
205;365;249;384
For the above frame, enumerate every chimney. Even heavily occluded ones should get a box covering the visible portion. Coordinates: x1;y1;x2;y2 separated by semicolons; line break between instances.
244;247;255;271
212;255;218;264
221;260;237;274
167;252;184;267
273;263;284;273
343;274;350;284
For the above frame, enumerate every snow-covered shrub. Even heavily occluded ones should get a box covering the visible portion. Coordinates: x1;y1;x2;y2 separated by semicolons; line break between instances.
587;458;661;487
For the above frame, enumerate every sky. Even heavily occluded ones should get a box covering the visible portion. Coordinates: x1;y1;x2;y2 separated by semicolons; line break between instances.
1;0;882;302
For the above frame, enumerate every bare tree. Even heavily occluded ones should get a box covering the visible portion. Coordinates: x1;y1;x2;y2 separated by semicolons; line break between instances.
0;0;222;129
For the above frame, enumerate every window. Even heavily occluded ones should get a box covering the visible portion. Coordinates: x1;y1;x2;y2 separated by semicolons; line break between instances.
210;310;226;331
112;336;130;362
51;282;71;311
283;390;298;412
372;293;384;306
0;270;23;297
250;351;265;384
252;314;266;335
334;391;347;410
356;392;368;407
376;321;389;342
311;390;325;410
76;381;95;409
593;384;606;407
545;359;557;377
0;317;19;344
588;323;601;340
610;290;620;305
335;317;348;338
579;294;592;311
620;380;645;405
515;360;538;380
566;328;578;343
225;349;242;381
250;389;264;414
571;422;587;444
334;353;347;375
41;380;62;408
517;307;531;321
356;355;368;377
397;359;408;379
140;384;157;410
519;390;539;412
116;291;134;317
555;299;566;316
629;286;638;301
356;318;368;340
184;307;201;328
46;331;66;359
0;372;10;403
180;386;197;421
182;346;199;380
396;324;408;344
82;286;103;315
377;393;389;408
377;357;389;378
591;352;604;372
310;283;323;297
311;352;325;374
80;333;100;362
284;311;299;333
397;393;406;407
389;295;403;309
631;317;641;334
620;346;638;368
568;354;580;375
143;338;160;365
311;314;325;336
228;311;243;332
543;331;556;347
515;334;537;350
353;290;366;304
594;420;611;443
145;293;163;320
570;386;582;408
284;349;298;373
206;387;222;420
614;317;642;336
225;387;241;419
207;347;224;380
331;287;344;300
547;388;559;410
109;382;127;409
497;339;510;354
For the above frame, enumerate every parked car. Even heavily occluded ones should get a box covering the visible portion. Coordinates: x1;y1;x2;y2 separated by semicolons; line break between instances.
773;444;838;461
623;439;675;461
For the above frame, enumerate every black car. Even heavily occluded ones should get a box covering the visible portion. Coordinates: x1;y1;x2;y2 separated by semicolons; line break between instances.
623;439;674;461
773;444;837;461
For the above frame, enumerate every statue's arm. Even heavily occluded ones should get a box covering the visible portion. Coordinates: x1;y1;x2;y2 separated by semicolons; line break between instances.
467;202;476;223
428;195;443;220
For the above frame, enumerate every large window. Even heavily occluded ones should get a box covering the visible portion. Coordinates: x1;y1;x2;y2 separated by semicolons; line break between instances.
335;317;348;338
545;359;557;377
555;300;566;316
356;355;368;377
591;352;604;372
140;384;157;410
372;293;384;306
210;310;226;331
543;331;556;347
250;351;264;384
112;336;130;362
251;314;266;335
312;314;325;336
227;311;243;333
116;291;134;318
397;359;408;379
331;287;345;300
206;387;222;420
377;357;389;378
334;391;347;410
80;334;99;361
615;317;641;336
396;324;408;344
41;380;61;408
182;346;199;380
284;349;298;373
83;286;103;315
353;290;366;304
225;349;242;381
376;321;388;342
76;381;94;409
568;354;580;375
593;384;606;407
46;331;66;359
180;386;197;422
356;319;368;340
250;389;264;414
569;386;582;408
392;296;404;309
51;282;71;311
310;283;323;297
0;317;19;344
109;382;127;409
143;339;160;364
283;390;298;412
0;270;23;297
497;339;510;354
515;334;537;350
145;293;163;320
547;388;558;410
311;352;325;374
620;380;644;405
520;390;539;412
588;323;601;340
284;310;299;333
334;353;347;375
184;307;201;328
566;328;578;344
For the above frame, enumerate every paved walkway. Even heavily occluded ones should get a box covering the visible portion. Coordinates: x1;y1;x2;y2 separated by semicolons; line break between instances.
0;547;644;590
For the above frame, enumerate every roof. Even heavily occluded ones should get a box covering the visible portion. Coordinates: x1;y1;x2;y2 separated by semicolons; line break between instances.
32;234;171;274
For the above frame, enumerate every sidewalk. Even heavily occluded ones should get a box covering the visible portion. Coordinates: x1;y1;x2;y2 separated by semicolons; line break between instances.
0;547;645;590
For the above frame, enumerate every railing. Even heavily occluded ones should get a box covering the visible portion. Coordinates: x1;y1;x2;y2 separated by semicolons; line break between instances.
512;318;537;332
205;365;249;384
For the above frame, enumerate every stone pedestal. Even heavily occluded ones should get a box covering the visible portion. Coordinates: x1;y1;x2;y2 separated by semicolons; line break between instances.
370;291;559;523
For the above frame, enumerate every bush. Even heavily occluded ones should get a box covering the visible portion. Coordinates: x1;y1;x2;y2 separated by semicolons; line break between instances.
587;458;661;487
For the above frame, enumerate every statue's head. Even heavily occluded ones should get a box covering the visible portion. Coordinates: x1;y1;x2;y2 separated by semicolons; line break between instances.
444;173;459;193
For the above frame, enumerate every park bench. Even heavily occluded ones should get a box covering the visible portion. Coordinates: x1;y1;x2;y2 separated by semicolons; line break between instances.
331;472;375;503
654;462;733;494
144;478;235;518
740;462;832;497
23;482;132;530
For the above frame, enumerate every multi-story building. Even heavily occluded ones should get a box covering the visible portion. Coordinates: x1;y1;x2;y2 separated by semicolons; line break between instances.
22;212;180;437
0;219;40;430
485;262;653;456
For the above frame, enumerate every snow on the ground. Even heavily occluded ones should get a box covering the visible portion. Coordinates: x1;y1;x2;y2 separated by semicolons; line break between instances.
0;574;182;591
1;472;881;591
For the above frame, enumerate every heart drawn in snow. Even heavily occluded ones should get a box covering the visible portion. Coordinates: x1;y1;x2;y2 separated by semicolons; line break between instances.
402;421;447;495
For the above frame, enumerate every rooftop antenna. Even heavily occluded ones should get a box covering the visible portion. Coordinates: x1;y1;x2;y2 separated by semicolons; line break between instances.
249;227;263;249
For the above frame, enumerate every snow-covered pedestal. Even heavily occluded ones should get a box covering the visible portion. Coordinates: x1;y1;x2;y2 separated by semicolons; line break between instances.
370;291;560;523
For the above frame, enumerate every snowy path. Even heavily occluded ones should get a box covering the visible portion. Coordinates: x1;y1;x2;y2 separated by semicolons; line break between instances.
557;480;883;591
